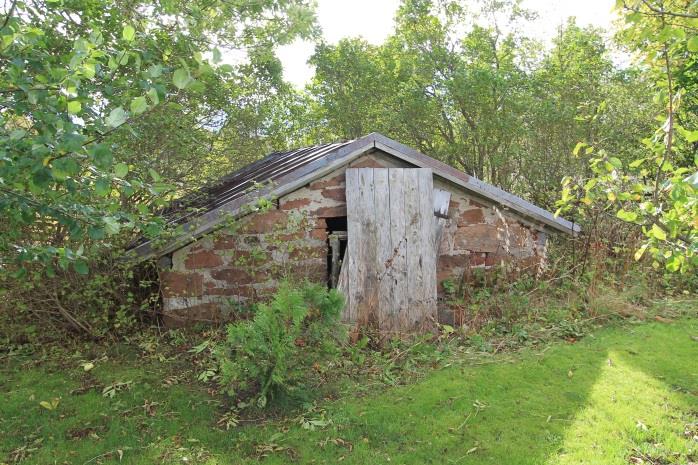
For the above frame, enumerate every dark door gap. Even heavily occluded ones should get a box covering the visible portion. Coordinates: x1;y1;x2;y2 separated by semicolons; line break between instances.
325;216;348;288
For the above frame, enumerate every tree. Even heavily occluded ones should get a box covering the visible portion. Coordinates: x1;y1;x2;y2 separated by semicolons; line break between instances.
558;0;698;272
0;0;316;275
285;0;651;211
521;20;655;207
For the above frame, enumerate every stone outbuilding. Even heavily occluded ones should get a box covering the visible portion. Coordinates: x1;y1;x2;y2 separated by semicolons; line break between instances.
131;133;578;332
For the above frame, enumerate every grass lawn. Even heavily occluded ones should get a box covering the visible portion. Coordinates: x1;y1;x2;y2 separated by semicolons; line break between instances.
2;315;697;464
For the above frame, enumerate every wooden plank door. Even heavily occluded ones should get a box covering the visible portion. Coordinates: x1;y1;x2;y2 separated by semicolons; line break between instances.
344;168;437;335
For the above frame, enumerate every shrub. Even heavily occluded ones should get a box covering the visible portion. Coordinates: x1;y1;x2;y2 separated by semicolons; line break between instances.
217;280;345;408
0;256;159;341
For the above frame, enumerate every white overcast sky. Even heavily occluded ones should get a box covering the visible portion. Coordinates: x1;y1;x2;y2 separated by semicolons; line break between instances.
276;0;619;87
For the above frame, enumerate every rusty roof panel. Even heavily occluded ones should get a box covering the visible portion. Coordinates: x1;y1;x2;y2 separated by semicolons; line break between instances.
165;140;354;226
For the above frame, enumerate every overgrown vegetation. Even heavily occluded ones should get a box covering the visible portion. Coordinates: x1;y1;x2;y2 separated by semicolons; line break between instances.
0;257;160;340
557;0;697;272
2;306;696;464
217;281;345;408
2;0;696;334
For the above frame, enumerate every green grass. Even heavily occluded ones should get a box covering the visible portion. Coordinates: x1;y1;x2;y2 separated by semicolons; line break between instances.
2;317;697;465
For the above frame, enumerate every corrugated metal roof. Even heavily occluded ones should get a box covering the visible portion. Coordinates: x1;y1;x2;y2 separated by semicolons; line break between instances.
165;140;354;226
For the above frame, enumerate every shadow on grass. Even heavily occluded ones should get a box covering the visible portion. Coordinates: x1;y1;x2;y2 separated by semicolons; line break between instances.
253;319;698;465
1;319;696;465
544;320;698;465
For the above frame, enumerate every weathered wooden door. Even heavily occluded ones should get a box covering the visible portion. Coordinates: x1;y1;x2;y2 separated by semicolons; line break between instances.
343;168;437;334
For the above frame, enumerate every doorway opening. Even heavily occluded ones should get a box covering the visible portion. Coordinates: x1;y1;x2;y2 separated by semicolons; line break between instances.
325;216;347;288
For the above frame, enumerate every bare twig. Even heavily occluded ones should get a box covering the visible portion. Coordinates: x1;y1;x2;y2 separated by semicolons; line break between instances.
52;291;94;336
0;0;17;31
638;0;698;19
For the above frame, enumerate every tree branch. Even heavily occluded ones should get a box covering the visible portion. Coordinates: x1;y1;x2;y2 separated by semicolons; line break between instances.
653;12;675;202
0;0;17;31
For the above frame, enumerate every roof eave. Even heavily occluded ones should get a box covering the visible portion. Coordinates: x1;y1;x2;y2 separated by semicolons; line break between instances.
368;133;580;236
128;136;378;261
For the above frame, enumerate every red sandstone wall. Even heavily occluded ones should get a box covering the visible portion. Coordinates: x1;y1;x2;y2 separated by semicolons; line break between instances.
159;150;404;325
159;209;328;325
159;150;547;325
433;178;547;294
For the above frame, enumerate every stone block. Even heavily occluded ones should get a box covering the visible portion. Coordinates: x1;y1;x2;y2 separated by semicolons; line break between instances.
184;250;222;269
242;209;288;234
321;187;346;202
289;245;326;261
160;271;203;298
310;228;328;241
211;268;258;285
162;303;222;327
313;205;347;218
309;173;345;190
453;224;500;253
458;208;485;225
469;252;486;266
280;197;311;210
213;235;238;250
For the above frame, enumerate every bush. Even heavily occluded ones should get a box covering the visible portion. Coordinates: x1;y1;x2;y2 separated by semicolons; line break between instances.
0;256;159;342
217;280;345;408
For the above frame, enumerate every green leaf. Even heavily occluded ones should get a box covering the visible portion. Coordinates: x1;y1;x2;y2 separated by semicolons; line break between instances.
122;25;136;42
32;168;52;188
51;158;80;181
146;87;160;105
12;267;27;279
212;47;222;63
10;129;26;140
583;178;597;191
188;80;204;93
67;100;81;114
114;163;129;178
81;62;96;79
51;166;69;181
73;259;89;275
608;157;623;169
148;168;161;181
130;96;148;115
106;107;128;128
634;244;648;261
688;36;698;52
39;399;60;410
650;223;667;241
148;64;162;78
117;50;129;66
573;142;585;156
88;226;105;240
103;217;121;235
616;209;638;222
666;255;682;272
90;144;113;169
95;178;111;196
172;68;191;90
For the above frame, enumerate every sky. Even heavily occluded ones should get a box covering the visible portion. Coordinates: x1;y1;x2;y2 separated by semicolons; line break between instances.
276;0;619;87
